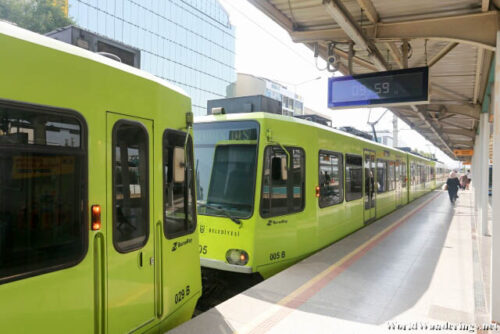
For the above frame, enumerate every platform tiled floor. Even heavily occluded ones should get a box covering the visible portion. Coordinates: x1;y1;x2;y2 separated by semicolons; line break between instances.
169;190;494;334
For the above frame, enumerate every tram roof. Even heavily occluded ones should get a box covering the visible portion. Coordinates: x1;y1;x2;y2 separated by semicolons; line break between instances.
0;21;188;98
195;112;435;162
248;0;499;160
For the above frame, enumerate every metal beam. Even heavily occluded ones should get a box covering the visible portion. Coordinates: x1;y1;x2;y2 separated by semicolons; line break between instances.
396;103;480;119
291;11;499;50
356;0;379;23
247;0;294;31
452;139;474;146
314;42;379;72
322;0;389;70
482;0;490;11
323;43;379;71
473;48;485;104
385;42;404;68
442;128;476;137
428;104;480;119
478;50;494;104
411;105;455;156
429;99;474;105
477;0;490;104
428;42;458;67
441;120;475;130
431;83;471;101
438;113;456;121
402;40;409;68
356;0;403;71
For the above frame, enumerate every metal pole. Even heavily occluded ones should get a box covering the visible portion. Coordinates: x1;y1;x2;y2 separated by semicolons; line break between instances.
393;115;398;147
474;133;481;213
491;30;500;323
480;112;490;236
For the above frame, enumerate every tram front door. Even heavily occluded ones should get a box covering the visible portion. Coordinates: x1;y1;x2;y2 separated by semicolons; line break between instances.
395;160;402;207
364;151;376;223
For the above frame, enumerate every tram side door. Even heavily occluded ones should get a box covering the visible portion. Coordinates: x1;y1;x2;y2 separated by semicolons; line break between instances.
364;151;376;223
106;112;156;333
395;161;401;206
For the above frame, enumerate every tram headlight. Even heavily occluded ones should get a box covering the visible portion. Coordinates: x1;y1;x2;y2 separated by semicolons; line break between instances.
225;249;249;265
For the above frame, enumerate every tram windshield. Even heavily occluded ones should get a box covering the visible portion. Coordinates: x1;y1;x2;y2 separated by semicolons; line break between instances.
194;121;259;219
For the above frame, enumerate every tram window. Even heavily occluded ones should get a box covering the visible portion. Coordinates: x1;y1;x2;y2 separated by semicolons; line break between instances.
291;149;305;211
345;154;362;201
261;146;305;217
410;163;416;186
318;151;343;208
377;160;387;193
0;104;86;284
112;121;149;253
401;162;407;188
419;165;425;184
163;130;196;239
388;161;395;191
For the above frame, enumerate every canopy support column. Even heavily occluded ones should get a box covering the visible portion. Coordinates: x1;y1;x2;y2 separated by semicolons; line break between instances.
479;112;490;236
490;30;500;324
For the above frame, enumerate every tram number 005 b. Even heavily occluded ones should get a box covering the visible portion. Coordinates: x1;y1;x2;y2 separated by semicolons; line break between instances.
174;285;191;304
269;251;286;261
199;245;207;255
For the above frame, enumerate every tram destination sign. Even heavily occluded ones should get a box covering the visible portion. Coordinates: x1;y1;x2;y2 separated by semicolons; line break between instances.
328;67;429;109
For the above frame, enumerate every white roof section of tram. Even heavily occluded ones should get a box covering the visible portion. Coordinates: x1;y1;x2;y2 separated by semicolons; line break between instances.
248;0;499;160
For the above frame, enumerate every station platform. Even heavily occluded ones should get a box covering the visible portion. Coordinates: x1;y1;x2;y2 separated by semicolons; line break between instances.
170;190;494;334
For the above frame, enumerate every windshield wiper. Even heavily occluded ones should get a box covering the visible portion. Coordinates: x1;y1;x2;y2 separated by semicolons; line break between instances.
197;201;242;227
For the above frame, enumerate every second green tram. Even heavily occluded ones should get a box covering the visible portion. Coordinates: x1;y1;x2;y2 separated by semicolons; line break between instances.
0;23;200;333
194;112;441;279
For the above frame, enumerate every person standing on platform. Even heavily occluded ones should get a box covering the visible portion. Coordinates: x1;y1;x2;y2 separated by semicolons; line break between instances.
460;173;468;190
446;171;461;203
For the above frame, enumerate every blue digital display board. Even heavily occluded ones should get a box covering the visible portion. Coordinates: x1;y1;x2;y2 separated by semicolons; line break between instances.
328;67;429;109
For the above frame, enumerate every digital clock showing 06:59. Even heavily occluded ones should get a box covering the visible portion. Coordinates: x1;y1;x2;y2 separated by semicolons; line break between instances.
328;67;429;109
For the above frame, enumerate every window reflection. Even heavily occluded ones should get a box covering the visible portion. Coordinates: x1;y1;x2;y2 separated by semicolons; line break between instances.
113;122;148;253
194;121;258;218
163;130;195;238
0;105;85;283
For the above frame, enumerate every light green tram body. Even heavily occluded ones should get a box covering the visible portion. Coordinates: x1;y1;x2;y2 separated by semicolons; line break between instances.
196;112;438;279
0;24;200;333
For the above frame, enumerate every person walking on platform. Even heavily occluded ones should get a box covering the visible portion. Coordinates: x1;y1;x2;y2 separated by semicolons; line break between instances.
460;173;468;190
446;171;460;203
465;169;471;190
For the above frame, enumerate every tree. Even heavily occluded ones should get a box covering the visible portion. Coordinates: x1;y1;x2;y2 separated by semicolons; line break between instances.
0;0;74;34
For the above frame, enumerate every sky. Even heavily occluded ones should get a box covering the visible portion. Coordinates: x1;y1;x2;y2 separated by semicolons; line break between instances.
218;0;459;168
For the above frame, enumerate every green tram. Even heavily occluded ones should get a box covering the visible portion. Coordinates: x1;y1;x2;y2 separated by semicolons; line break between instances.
0;24;200;333
194;111;444;280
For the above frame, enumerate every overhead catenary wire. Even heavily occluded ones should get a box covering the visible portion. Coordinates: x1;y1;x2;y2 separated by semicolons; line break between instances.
219;0;322;71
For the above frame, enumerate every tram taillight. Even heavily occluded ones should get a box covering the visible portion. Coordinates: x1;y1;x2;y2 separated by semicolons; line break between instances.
91;205;101;231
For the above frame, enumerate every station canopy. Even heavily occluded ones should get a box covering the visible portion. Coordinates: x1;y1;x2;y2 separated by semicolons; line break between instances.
249;0;499;160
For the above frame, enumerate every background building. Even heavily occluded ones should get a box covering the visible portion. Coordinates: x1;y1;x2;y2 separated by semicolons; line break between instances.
67;0;236;116
375;130;394;147
226;73;304;116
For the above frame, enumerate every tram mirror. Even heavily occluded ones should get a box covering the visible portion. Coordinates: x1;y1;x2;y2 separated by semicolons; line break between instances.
271;156;287;181
173;147;185;183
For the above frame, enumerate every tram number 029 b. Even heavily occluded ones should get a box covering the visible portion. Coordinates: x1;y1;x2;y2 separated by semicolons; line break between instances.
269;251;286;261
174;285;191;304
